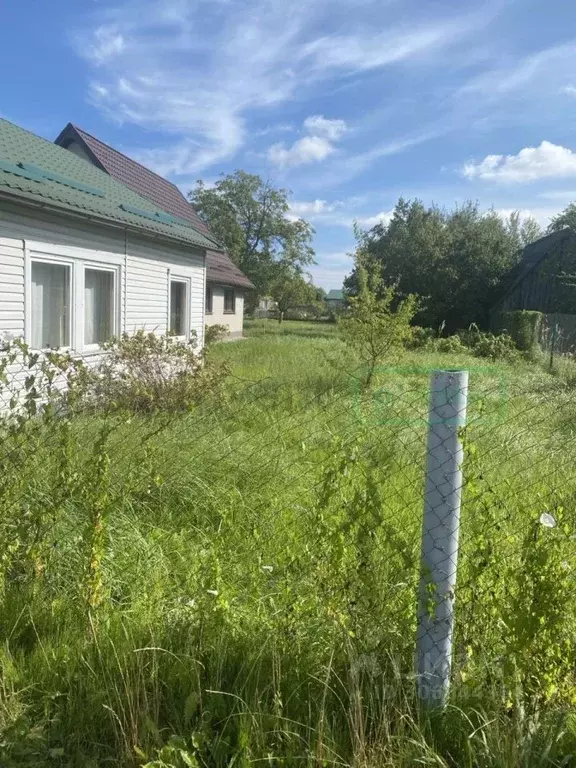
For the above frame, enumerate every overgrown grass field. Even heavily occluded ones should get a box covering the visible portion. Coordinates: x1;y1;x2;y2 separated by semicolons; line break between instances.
2;319;576;766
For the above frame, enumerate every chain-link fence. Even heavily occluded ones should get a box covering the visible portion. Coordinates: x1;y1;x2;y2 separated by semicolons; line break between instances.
1;338;575;762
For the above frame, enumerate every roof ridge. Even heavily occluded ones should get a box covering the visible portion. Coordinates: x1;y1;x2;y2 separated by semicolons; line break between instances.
71;123;195;206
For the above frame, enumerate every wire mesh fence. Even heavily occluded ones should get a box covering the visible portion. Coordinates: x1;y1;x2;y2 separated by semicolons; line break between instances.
1;336;576;761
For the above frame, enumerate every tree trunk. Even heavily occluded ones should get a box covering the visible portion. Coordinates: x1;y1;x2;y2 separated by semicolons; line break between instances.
278;311;284;324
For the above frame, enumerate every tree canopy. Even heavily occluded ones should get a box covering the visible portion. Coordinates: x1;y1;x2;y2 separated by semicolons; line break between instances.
344;198;542;330
189;171;315;299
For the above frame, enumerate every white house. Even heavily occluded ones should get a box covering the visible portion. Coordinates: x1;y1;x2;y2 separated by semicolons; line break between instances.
0;118;220;366
54;123;254;339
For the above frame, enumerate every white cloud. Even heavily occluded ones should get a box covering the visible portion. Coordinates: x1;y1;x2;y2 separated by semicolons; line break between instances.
355;210;394;228
462;141;576;183
268;114;348;168
495;207;559;228
563;85;576;97
302;116;347;141
268;135;336;168
289;199;339;217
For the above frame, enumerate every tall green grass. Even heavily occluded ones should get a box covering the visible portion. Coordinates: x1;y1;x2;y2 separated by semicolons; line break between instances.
1;320;576;766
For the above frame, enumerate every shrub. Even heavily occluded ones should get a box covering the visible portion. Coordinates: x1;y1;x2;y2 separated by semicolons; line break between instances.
92;331;229;414
435;335;466;354
204;324;229;346
497;310;543;353
471;331;520;362
406;325;435;349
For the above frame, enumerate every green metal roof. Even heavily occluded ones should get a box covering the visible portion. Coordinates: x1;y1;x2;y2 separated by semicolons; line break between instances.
326;289;344;300
0;119;220;252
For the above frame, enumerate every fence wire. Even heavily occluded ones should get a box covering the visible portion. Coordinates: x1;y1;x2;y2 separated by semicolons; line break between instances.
1;342;576;717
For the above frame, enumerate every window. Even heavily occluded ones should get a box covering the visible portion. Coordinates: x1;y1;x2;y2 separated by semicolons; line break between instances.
224;287;235;314
31;261;70;348
85;269;114;345
170;279;187;336
206;285;213;314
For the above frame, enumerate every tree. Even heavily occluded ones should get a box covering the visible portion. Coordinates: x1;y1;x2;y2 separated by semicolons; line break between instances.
340;257;419;388
189;171;315;300
549;203;576;233
268;267;321;323
345;198;525;330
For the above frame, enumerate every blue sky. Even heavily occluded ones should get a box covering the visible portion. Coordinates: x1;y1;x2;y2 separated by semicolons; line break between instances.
3;0;576;288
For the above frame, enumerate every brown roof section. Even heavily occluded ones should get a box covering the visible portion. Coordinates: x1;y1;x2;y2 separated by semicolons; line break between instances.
54;123;254;290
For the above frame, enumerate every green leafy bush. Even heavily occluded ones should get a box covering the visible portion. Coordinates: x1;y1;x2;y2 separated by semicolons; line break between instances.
406;325;435;349
204;323;229;346
93;331;229;414
471;331;520;361
497;310;543;353
435;335;467;354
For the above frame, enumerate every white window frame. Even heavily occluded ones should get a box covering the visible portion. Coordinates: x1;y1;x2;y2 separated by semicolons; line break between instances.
81;263;121;352
168;274;191;340
25;250;121;353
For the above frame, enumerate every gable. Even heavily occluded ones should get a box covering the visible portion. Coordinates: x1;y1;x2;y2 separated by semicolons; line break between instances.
55;123;254;290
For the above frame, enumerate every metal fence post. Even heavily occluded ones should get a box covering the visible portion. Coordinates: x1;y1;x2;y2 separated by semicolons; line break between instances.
416;369;469;707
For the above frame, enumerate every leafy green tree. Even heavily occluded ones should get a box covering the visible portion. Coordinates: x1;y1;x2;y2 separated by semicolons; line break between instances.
340;257;419;388
345;198;525;330
548;202;576;233
268;268;321;323
189;171;315;300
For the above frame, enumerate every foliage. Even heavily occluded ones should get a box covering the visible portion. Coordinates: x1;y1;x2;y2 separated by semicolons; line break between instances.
548;202;576;233
204;323;229;346
406;325;436;349
436;334;467;354
92;330;229;414
470;331;520;361
339;260;419;387
190;171;315;301
2;323;576;765
498;310;543;353
504;210;543;251
345;198;534;330
268;265;322;322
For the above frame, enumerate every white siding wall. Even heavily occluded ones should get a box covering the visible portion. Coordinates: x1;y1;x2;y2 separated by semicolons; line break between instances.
206;284;244;338
0;204;206;411
0;235;25;336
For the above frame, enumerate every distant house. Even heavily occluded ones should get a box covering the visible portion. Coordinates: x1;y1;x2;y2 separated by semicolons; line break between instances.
0;118;217;368
492;229;576;352
55;123;254;339
255;296;278;318
325;289;345;308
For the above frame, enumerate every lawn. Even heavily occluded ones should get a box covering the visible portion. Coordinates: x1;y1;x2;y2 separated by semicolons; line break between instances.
1;319;576;766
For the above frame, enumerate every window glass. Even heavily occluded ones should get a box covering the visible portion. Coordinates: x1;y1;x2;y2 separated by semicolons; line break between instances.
206;285;213;313
85;268;114;344
170;280;187;335
224;288;235;313
31;261;70;348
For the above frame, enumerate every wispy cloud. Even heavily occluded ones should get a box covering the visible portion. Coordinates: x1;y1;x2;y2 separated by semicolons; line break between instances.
86;25;125;65
288;199;342;217
462;141;576;183
73;0;499;175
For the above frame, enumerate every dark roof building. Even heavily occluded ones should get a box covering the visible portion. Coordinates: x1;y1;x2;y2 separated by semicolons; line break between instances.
55;123;253;290
493;229;576;316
